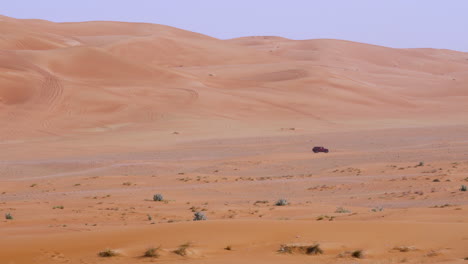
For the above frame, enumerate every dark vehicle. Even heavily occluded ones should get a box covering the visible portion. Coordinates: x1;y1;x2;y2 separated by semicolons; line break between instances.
312;146;329;153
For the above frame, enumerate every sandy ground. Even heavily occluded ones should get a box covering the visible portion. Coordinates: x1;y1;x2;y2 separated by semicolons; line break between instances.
1;15;467;263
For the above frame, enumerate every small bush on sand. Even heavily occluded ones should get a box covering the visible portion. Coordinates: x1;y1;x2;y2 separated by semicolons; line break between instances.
98;249;118;257
316;215;335;221
393;246;417;252
461;185;467;192
371;206;384;212
352;250;364;258
335;207;351;213
193;211;207;221
279;243;323;255
5;213;13;220
338;250;364;259
275;199;288;206
153;194;164;201
174;242;191;256
144;247;160;258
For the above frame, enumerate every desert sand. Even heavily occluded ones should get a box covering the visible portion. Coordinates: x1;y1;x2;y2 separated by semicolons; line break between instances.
0;15;467;263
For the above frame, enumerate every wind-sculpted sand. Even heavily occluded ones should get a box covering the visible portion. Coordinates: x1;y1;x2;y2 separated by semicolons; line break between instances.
1;15;467;263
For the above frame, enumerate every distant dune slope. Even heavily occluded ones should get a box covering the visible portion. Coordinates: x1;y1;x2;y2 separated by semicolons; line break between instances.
1;15;467;140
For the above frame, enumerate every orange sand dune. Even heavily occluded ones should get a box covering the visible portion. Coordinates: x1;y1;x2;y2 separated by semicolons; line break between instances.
1;15;467;264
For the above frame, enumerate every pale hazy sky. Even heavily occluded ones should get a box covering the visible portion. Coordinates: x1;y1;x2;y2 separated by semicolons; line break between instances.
2;0;467;51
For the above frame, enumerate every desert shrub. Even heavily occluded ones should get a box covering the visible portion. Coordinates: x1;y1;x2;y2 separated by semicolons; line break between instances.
393;246;417;252
98;249;118;257
371;206;384;212
174;242;191;256
352;250;364;258
316;215;334;221
417;161;424;167
144;247;160;258
275;199;288;206
335;207;351;213
461;185;467;192
193;211;207;221
53;205;64;209
279;243;323;255
5;213;13;220
225;245;232;250
153;194;164;201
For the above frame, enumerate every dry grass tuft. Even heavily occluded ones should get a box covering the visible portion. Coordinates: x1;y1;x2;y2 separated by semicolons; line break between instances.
98;249;118;257
143;247;160;258
174;242;191;256
279;243;323;255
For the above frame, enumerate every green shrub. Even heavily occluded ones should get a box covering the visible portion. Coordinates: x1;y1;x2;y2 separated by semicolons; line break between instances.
193;212;207;221
275;199;288;206
153;194;164;201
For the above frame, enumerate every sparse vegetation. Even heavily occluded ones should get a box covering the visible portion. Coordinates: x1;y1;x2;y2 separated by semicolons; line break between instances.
5;213;13;220
338;250;364;258
224;245;232;250
53;205;64;209
153;194;164;201
98;249;118;257
352;250;364;258
393;246;417;252
193;211;207;221
147;214;152;221
335;207;351;213
144;247;160;258
275;199;288;206
122;182;132;186
278;243;323;255
425;250;440;257
316;215;335;221
461;185;467;192
30;183;37;187
371;206;384;212
417;161;425;167
174;242;191;256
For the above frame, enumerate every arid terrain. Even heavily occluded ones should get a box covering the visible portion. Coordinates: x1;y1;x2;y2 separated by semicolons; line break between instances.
1;15;467;263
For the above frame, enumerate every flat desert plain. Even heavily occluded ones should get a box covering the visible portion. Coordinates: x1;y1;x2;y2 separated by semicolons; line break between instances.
0;15;467;263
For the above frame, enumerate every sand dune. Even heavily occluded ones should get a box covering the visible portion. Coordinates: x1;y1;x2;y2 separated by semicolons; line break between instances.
1;15;467;139
1;15;467;264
